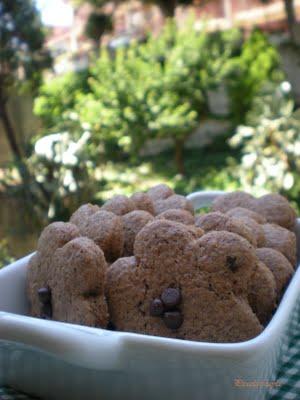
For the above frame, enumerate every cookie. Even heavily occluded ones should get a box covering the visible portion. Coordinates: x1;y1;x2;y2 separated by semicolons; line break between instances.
226;207;267;224
254;194;296;231
213;191;296;230
262;223;296;266
212;192;255;213
27;223;108;327
70;206;124;262
122;210;154;256
156;209;195;225
235;216;266;248
70;204;99;229
247;261;277;325
106;220;264;342
147;184;174;201
131;192;155;215
256;248;294;299
195;212;257;246
101;195;135;216
154;194;194;216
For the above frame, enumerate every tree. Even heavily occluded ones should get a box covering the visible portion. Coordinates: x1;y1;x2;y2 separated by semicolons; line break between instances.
0;0;51;223
283;0;297;42
0;0;51;161
75;22;241;174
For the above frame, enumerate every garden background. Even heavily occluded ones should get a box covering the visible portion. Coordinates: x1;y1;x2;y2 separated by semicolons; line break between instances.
1;0;300;266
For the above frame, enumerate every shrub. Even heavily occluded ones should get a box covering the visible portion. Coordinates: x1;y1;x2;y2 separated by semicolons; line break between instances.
77;21;242;174
227;29;284;124
0;239;14;269
34;69;90;132
230;82;300;202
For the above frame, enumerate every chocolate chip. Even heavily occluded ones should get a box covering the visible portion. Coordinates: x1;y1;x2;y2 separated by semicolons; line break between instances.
226;256;238;272
150;298;164;317
163;311;183;330
41;302;52;319
161;288;181;310
107;321;116;331
38;287;51;304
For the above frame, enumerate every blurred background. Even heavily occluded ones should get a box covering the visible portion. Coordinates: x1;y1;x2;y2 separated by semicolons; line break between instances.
0;0;300;266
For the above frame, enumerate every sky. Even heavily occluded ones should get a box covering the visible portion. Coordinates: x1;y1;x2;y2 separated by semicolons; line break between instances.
36;0;74;27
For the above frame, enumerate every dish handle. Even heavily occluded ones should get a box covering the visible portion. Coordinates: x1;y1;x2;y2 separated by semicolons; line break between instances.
0;312;123;371
187;190;225;210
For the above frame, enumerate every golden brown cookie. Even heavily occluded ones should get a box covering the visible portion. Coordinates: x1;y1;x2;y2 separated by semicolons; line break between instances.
27;223;108;327
195;212;257;247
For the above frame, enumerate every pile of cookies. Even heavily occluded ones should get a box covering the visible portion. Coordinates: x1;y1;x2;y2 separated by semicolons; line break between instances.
27;185;297;343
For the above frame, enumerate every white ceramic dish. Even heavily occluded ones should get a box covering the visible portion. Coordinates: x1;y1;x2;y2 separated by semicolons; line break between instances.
0;191;299;400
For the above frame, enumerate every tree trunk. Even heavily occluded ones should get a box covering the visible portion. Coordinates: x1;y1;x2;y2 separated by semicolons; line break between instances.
157;0;177;18
0;98;50;210
174;138;185;175
283;0;296;41
0;100;23;160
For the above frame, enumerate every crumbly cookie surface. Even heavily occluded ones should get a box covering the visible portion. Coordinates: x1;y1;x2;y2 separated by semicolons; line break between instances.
27;186;297;343
107;221;264;342
27;223;108;327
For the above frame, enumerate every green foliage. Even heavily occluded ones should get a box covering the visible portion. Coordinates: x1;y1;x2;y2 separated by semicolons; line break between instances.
0;0;51;98
76;22;241;165
0;239;14;268
227;29;284;124
34;69;90;132
230;82;300;198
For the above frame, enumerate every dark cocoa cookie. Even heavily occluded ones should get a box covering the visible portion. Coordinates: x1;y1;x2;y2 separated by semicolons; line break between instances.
122;210;154;256
254;194;296;231
256;248;294;299
154;194;194;216
226;207;267;224
27;224;108;327
212;192;255;213
195;212;257;247
247;261;277;325
130;192;155;215
262;223;296;266
106;220;264;342
147;184;174;201
71;207;124;262
101;195;135;216
156;209;195;225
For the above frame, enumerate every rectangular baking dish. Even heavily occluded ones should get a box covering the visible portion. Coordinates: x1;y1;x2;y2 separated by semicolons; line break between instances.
0;191;299;400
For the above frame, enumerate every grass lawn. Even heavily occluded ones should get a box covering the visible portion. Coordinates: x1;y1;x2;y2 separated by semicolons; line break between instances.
95;133;242;202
